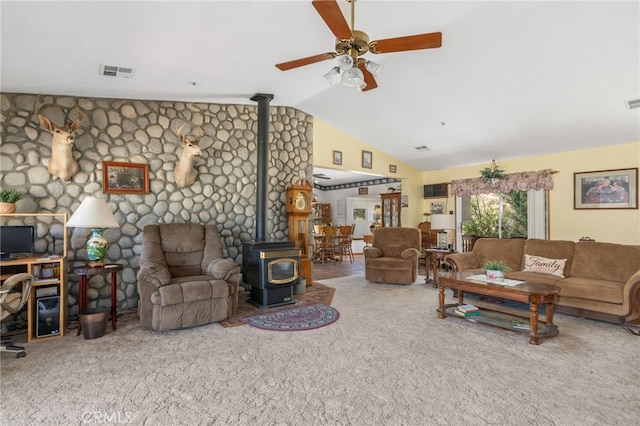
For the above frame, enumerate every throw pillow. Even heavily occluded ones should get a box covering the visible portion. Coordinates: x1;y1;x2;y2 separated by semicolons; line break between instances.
523;254;567;277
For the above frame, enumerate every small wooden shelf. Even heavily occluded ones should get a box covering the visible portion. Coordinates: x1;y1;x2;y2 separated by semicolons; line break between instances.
441;304;559;339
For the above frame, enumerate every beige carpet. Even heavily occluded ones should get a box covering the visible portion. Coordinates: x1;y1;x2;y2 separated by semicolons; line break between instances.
1;274;637;426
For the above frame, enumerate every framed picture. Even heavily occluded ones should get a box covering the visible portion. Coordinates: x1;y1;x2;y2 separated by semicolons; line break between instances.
362;150;372;169
574;168;637;209
389;164;397;173
401;195;409;208
430;202;445;214
359;187;369;195
333;150;342;166
103;161;150;194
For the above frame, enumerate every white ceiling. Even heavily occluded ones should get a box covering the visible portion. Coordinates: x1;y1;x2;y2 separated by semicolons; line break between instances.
2;1;638;176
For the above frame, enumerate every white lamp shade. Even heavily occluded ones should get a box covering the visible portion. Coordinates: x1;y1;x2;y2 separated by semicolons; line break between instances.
67;197;119;228
431;214;455;230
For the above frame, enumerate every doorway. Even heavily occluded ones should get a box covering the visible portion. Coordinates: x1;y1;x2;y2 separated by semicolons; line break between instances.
346;196;380;239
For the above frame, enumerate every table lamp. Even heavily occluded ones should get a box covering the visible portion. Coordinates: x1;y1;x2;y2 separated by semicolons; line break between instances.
430;213;455;249
67;197;119;267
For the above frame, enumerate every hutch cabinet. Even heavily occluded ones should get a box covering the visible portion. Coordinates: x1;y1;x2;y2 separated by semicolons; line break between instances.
312;202;332;225
380;192;401;227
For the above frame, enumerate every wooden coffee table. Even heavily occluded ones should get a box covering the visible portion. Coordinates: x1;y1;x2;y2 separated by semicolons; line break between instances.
437;271;560;345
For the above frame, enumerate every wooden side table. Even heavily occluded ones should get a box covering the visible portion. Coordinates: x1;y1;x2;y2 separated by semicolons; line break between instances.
424;249;455;288
73;263;122;335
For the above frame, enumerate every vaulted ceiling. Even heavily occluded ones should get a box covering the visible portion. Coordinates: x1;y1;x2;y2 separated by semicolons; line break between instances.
2;1;638;174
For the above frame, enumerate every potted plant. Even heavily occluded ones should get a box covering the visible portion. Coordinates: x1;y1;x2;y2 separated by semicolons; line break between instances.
482;260;511;282
0;188;25;214
480;160;505;184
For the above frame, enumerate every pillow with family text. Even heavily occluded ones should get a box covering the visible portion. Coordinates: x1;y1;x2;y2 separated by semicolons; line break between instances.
523;254;567;277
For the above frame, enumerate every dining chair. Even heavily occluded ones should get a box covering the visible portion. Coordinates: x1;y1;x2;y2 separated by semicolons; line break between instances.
338;224;355;263
316;225;339;264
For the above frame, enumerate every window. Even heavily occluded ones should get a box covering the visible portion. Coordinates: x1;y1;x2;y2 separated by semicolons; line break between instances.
457;189;548;242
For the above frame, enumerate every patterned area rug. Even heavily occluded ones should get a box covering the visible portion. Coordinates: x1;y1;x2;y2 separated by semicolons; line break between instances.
241;303;339;331
219;282;336;328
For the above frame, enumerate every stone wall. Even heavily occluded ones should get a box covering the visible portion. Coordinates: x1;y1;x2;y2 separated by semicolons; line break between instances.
0;93;313;317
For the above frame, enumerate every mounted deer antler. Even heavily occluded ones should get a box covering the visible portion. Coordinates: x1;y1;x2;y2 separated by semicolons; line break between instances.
34;94;82;182
173;123;205;187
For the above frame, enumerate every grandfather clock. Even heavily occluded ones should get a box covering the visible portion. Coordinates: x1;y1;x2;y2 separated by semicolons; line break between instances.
285;179;313;285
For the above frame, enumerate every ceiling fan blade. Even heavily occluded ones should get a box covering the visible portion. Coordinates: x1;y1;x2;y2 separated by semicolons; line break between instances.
369;32;442;54
356;61;378;92
312;0;353;40
276;52;337;71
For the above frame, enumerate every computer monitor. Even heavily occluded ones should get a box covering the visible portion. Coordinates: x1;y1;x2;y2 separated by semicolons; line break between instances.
0;225;35;259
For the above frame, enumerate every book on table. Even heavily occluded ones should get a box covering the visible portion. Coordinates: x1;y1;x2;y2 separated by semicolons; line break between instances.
455;308;482;317
456;304;479;313
511;320;531;330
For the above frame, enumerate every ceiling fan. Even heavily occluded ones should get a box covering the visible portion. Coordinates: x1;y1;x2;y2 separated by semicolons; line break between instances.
275;0;442;91
313;173;331;180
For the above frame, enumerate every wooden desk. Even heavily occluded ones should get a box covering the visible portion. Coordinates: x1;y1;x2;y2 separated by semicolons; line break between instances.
73;264;122;335
424;249;455;288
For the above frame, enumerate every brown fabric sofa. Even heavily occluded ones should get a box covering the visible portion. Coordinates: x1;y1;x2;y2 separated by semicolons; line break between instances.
137;223;242;331
364;227;421;284
444;238;640;324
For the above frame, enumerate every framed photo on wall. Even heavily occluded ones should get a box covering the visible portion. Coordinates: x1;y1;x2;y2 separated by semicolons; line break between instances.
389;164;397;173
333;150;342;165
574;168;637;209
430;202;445;214
362;150;372;169
103;161;150;194
359;187;369;195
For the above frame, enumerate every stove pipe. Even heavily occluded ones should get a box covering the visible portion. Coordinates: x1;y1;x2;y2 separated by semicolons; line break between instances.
250;93;274;242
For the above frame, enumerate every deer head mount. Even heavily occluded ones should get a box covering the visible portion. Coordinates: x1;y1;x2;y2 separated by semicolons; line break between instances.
173;123;205;187
33;94;82;182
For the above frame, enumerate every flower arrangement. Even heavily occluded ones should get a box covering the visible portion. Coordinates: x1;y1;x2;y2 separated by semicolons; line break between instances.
482;260;510;281
482;260;511;273
480;159;505;183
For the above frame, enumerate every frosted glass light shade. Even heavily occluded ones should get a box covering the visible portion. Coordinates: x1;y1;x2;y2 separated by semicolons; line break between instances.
323;67;341;85
337;54;354;71
365;60;383;76
341;67;365;88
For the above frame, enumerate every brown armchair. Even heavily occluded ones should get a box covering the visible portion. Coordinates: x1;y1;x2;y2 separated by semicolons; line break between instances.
364;227;421;284
137;224;242;331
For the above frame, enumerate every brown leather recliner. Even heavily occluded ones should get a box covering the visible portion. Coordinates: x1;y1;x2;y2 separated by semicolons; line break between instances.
137;223;242;331
364;227;421;284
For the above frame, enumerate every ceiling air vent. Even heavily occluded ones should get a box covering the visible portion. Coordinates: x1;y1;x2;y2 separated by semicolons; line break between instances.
99;64;136;78
626;98;640;110
414;145;431;152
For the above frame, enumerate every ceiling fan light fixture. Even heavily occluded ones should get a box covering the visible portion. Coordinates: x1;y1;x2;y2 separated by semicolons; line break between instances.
341;66;365;89
337;54;354;71
323;66;341;85
365;60;383;76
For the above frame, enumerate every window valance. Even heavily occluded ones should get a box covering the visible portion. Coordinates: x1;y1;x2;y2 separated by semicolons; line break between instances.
450;169;555;196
